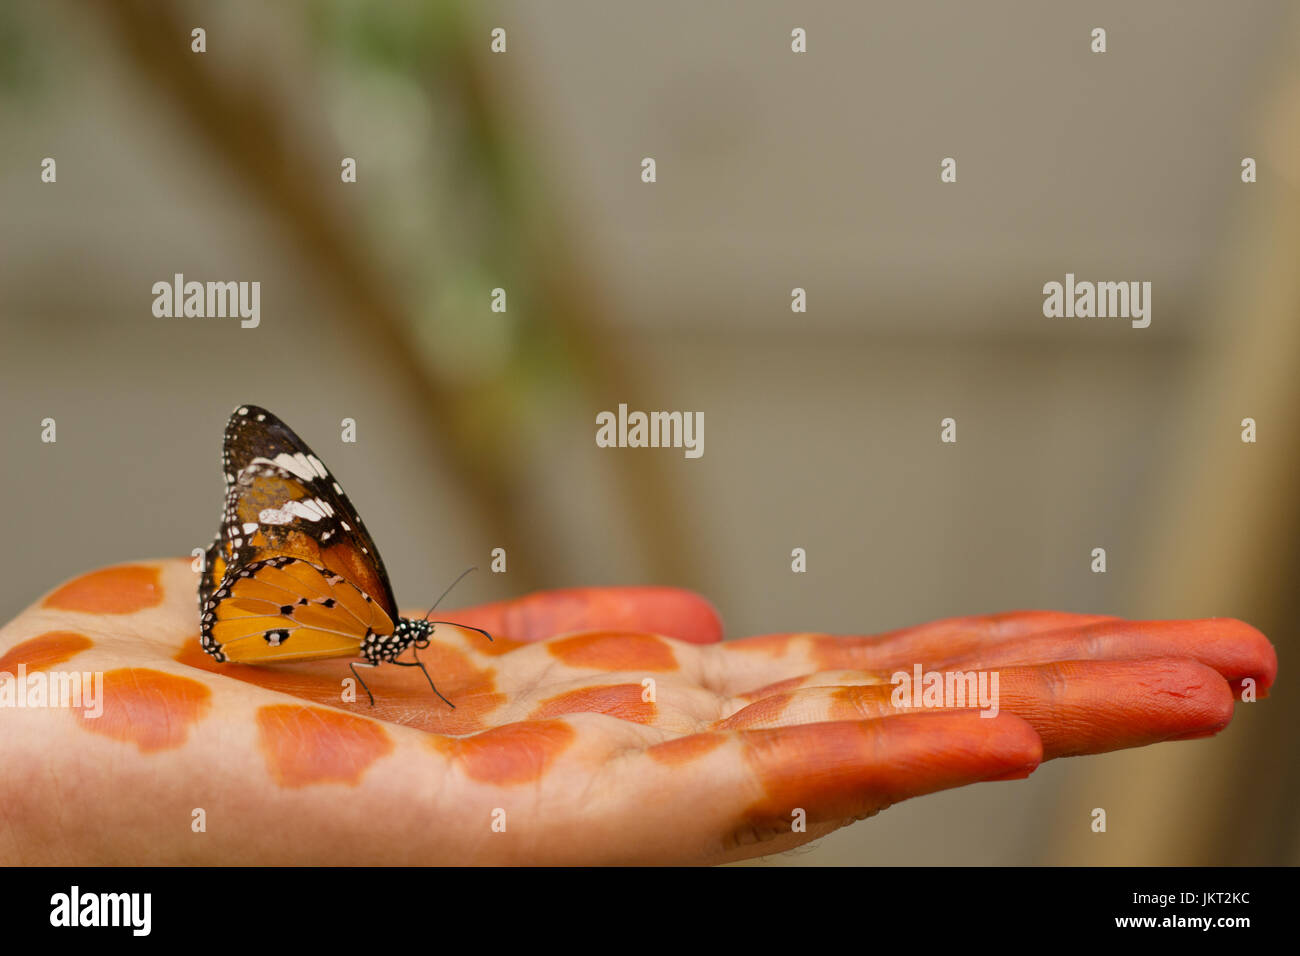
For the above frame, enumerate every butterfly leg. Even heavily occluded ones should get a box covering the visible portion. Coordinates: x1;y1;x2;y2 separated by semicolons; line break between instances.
391;652;456;709
349;661;378;706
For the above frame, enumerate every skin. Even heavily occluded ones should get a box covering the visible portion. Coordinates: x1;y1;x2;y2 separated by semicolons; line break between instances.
0;559;1277;865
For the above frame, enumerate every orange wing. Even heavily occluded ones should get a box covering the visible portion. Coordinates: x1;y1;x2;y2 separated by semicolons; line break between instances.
201;557;394;664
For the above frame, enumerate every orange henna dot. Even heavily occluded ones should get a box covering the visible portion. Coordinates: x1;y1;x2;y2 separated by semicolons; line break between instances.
44;565;163;614
739;675;808;702
175;640;346;701
826;684;892;722
646;732;726;766
716;692;795;730
430;720;574;785
75;668;211;753
809;635;858;671
256;704;394;788
730;633;800;657
409;639;506;734
529;683;657;724
0;631;93;673
548;632;677;672
476;635;528;657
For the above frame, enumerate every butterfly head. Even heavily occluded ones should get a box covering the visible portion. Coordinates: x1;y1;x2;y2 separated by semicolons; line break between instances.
399;614;494;653
394;617;436;651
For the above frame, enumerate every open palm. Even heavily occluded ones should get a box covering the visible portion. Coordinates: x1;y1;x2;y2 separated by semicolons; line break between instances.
0;559;1276;864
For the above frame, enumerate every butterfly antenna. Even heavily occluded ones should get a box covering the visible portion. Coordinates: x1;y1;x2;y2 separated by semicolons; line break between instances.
422;566;478;621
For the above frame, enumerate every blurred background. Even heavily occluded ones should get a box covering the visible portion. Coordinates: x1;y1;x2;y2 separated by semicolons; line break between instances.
0;0;1296;864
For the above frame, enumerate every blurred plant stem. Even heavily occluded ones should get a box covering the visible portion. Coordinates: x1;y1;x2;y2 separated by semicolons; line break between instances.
95;0;699;592
1050;10;1300;865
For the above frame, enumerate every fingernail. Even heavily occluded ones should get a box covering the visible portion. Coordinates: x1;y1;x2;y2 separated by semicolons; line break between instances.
987;763;1037;781
1170;727;1222;741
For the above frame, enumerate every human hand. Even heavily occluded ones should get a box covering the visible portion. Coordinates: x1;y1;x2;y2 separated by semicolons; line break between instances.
0;560;1276;864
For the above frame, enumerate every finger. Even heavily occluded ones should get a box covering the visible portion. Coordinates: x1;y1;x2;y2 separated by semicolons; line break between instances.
933;618;1277;695
714;616;1276;698
716;658;1236;758
438;587;724;644
713;610;1116;694
610;711;1042;864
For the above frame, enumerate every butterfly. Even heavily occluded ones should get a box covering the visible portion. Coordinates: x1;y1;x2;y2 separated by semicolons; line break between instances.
197;404;491;706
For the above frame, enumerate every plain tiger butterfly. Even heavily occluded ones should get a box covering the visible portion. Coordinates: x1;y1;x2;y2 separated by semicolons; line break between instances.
197;404;491;706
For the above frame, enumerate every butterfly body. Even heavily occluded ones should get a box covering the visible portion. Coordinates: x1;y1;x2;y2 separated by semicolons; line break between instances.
197;405;488;705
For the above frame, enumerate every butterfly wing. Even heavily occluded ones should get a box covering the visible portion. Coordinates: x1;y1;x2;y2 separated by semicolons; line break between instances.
201;556;394;663
197;405;399;621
